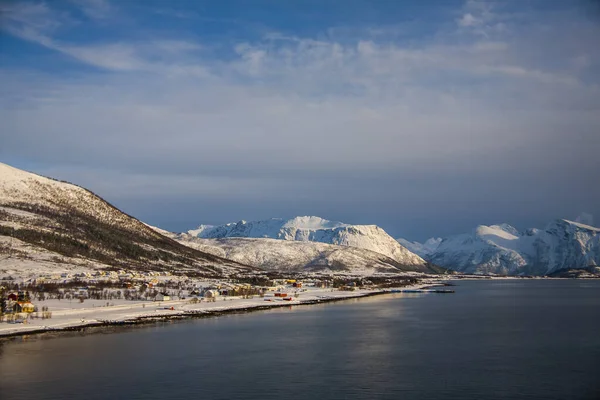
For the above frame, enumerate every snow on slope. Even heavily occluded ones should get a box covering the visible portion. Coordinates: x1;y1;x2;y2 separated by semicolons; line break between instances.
530;219;600;274
0;235;110;280
188;216;426;267
0;162;252;276
397;237;442;257
1;162;137;227
399;220;600;275
0;162;156;233
158;233;442;275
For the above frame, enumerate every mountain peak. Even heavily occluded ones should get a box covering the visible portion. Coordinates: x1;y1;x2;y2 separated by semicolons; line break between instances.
282;216;349;230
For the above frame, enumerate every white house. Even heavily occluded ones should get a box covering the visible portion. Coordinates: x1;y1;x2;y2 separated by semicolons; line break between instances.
155;293;170;301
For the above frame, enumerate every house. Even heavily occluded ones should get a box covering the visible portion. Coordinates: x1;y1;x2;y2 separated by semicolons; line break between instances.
204;289;219;299
14;302;35;313
156;293;170;301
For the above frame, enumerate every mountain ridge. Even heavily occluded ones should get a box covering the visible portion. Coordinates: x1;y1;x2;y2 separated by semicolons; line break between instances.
164;234;445;275
0;162;255;277
187;216;427;267
398;219;600;275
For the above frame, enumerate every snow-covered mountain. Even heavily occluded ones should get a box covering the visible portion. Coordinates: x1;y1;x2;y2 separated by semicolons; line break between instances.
161;233;445;275
397;237;442;258
188;216;427;267
398;220;600;275
0;162;254;277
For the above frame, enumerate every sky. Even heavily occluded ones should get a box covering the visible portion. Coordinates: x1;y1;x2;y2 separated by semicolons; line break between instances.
1;0;599;241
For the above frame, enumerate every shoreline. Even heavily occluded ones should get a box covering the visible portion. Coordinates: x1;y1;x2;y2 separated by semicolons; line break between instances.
0;283;444;340
0;292;380;339
0;276;592;343
2;276;590;340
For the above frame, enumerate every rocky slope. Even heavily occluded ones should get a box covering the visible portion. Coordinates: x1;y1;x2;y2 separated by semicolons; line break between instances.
399;220;600;275
0;162;254;276
189;216;427;267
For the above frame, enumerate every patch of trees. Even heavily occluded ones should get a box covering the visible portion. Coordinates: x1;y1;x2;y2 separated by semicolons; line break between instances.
231;276;273;287
0;225;96;257
0;209;11;221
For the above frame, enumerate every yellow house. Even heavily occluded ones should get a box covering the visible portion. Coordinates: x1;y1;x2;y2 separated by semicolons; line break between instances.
15;302;35;313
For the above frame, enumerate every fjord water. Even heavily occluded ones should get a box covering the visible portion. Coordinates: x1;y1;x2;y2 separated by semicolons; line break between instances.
1;280;599;400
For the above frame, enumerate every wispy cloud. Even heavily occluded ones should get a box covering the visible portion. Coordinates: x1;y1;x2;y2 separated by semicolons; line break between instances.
456;0;507;37
70;0;113;20
0;1;67;41
457;13;479;27
1;3;204;72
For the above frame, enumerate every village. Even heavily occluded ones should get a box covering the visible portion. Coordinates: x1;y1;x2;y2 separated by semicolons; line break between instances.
0;268;433;336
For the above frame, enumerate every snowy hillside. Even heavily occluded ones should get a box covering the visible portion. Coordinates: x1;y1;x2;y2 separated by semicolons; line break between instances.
397;237;442;257
399;220;600;275
189;216;426;267
0;162;254;276
162;233;445;275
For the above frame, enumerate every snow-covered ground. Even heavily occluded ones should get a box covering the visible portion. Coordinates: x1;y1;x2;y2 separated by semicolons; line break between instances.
0;282;440;337
0;236;104;279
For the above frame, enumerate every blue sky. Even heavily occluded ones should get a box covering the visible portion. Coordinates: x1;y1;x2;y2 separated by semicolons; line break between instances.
1;0;599;240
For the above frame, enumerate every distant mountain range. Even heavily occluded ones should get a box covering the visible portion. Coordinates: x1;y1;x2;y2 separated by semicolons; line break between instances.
2;161;598;278
158;217;442;275
168;236;443;275
189;216;426;267
0;162;439;277
398;220;600;276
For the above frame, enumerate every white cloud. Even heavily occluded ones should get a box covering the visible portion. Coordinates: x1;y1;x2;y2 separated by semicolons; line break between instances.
457;13;479;27
456;0;506;38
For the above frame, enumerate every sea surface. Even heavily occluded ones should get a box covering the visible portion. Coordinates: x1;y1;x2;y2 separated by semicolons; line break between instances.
1;280;599;400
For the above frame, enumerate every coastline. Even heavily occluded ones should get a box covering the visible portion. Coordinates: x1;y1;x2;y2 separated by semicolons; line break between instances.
0;282;443;339
3;276;590;340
